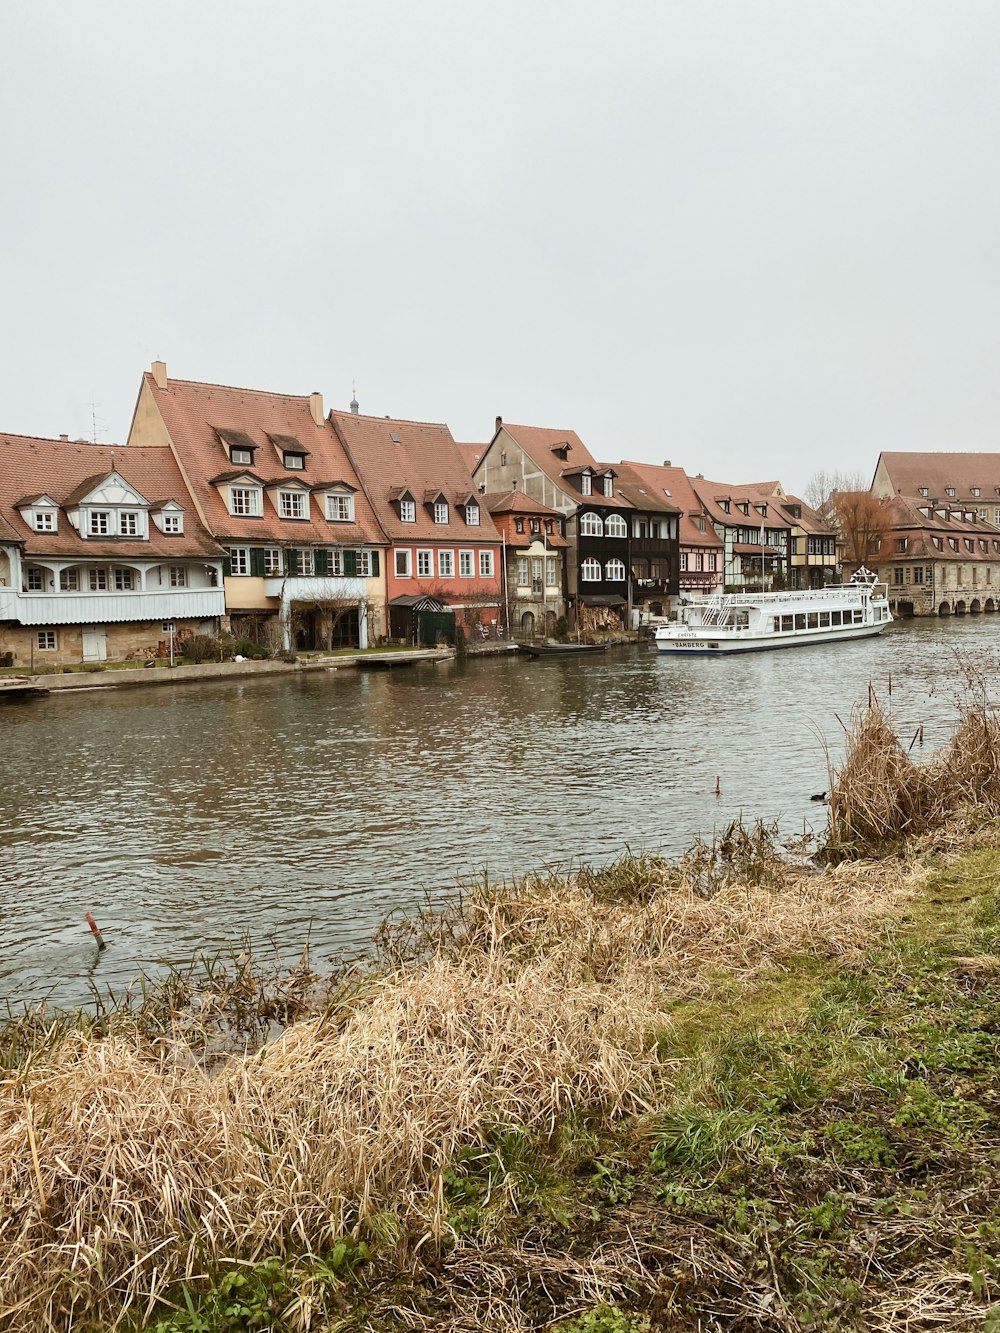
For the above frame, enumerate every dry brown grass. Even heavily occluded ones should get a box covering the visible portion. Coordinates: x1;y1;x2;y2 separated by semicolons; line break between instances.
0;841;921;1331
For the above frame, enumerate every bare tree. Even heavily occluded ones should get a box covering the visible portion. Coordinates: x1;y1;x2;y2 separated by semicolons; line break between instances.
803;468;870;512
834;491;892;567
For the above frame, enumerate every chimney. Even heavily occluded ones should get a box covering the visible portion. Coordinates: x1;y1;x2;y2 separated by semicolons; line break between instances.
663;459;671;467
495;415;502;434
152;360;168;389
309;391;324;426
59;433;69;441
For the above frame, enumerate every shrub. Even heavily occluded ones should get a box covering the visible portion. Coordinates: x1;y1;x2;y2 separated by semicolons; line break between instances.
180;633;221;663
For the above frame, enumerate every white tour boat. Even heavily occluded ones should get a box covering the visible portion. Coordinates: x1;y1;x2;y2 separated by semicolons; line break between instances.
654;568;893;655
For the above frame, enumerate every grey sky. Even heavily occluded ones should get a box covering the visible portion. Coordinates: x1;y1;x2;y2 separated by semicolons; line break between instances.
2;0;998;495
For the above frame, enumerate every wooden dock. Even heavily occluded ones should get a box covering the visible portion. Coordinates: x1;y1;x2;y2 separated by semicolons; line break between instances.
357;649;453;670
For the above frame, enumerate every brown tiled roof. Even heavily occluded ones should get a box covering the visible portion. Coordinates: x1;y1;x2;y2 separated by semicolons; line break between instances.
497;424;633;509
608;461;683;518
881;493;1000;561
133;373;386;547
482;490;563;518
613;462;721;547
690;477;795;533
0;433;222;558
330;409;501;544
457;443;485;475
777;493;836;536
877;452;1000;501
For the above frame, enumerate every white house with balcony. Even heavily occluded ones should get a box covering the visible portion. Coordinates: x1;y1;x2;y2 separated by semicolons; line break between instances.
0;435;227;667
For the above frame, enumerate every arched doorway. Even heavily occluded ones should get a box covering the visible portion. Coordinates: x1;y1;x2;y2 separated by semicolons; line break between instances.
520;611;535;637
939;601;951;616
955;600;967;615
971;598;982;614
986;598;997;613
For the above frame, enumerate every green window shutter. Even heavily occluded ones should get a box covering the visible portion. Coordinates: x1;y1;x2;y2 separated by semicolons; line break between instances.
314;549;328;576
344;550;357;576
287;549;298;575
250;548;266;576
222;555;232;577
370;550;380;577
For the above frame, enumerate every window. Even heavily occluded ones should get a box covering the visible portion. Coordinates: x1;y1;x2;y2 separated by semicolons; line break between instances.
438;550;454;577
972;487;981;497
466;503;480;526
581;558;601;581
893;567;904;585
229;546;251;575
25;567;44;591
981;540;989;553
896;538;908;552
34;511;55;532
115;568;135;591
169;567;187;587
89;568;108;590
919;487;929;497
580;474;592;495
680;552;688;571
326;493;355;522
707;554;717;571
516;557;528;584
296;548;315;575
120;512;139;536
89;510;110;535
579;512;603;536
283;452;305;470
530;519;540;535
602;476;613;497
949;538;959;552
965;539;974;553
914;567;924;584
328;548;344;575
231;447;253;466
161;513;182;534
932;536;942;550
946;487;956;497
395;549;412;576
400;499;416;522
434;501;449;525
606;559;625;581
979;509;988;521
514;518;524;533
59;568;79;591
459;550;474;577
417;549;433;577
479;550;494;578
546;556;558;586
37;631;56;651
544;519;554;535
605;514;627;539
263;548;282;576
356;551;371;577
229;487;262;517
500;451;507;466
279;490;306;519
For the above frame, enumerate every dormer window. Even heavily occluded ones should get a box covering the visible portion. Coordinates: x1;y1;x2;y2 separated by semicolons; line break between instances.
278;489;307;519
89;510;111;535
738;502;748;515
720;500;730;513
896;538;908;552
466;503;480;526
972;487;981;497
949;537;959;551
946;487;956;497
515;518;524;533
231;448;253;466
120;511;140;536
326;493;355;522
283;452;306;471
919;487;929;497
161;514;183;534
932;536;942;549
434;501;449;524
531;519;541;534
580;474;592;496
602;476;613;497
544;520;553;535
400;498;415;522
34;511;56;532
229;485;262;517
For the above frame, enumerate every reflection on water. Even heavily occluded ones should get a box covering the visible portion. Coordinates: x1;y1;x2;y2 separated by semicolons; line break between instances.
1;617;995;1006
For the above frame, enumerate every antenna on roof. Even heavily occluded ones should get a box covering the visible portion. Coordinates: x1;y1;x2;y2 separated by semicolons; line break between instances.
89;394;106;444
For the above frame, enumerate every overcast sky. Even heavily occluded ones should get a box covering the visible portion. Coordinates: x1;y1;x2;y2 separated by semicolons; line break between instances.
2;1;998;494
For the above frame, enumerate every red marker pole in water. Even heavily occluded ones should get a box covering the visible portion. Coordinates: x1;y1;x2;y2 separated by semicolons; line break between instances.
715;776;721;796
85;913;106;951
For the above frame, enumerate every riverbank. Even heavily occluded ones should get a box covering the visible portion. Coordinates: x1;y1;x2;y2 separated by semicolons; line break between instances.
0;641;521;693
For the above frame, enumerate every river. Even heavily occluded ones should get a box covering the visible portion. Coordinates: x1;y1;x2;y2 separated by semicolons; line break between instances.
1;617;997;1008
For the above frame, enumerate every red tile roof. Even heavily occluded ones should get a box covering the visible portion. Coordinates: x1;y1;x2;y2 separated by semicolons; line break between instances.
881;493;1000;560
613;462;721;547
0;433;222;558
330;410;501;544
495;424;633;509
689;477;795;533
457;443;486;475
876;451;1000;502
608;461;683;518
132;373;385;547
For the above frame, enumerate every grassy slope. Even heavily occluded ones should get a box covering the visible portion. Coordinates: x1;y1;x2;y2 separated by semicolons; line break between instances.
122;844;1000;1333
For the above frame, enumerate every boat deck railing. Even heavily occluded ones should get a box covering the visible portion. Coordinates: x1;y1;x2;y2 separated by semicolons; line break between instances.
692;583;886;611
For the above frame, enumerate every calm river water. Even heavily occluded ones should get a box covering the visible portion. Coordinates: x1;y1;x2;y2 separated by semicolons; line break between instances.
2;618;998;1007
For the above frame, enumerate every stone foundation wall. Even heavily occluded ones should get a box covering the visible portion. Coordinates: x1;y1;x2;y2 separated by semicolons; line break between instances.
0;618;211;667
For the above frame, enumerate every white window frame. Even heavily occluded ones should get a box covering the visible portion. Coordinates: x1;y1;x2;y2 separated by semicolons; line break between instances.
169;566;187;587
466;503;480;526
25;567;45;591
395;548;412;577
516;556;529;585
479;550;494;578
89;510;111;535
434;501;449;525
279;490;307;520
579;512;603;537
326;493;356;522
114;567;136;591
606;559;626;581
605;514;627;538
416;549;433;577
37;630;57;651
283;453;305;471
263;547;282;576
229;487;262;518
229;546;251;576
34;510;56;532
602;476;613;497
329;548;344;576
230;447;253;466
399;499;416;523
296;548;315;575
119;511;140;536
161;513;183;534
438;549;454;578
89;568;108;591
580;474;592;496
59;568;79;591
459;550;474;577
581;558;601;581
356;550;371;577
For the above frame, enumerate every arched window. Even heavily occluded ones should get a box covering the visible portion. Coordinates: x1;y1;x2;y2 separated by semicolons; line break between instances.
579;512;603;537
581;558;601;582
605;513;627;539
606;559;626;581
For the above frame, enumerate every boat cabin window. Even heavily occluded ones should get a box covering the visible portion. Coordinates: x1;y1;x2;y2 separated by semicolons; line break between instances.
831;610;842;625
819;612;830;627
794;613;806;630
780;615;793;632
807;612;819;629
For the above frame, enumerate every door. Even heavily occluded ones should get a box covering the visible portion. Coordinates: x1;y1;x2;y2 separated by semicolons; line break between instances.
82;626;107;662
